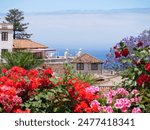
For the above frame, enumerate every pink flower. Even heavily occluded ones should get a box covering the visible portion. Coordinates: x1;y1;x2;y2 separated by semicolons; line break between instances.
132;107;142;113
102;106;113;113
107;98;112;104
131;89;138;95
121;107;128;113
86;86;100;94
116;88;129;96
106;106;113;113
114;98;131;109
90;100;101;111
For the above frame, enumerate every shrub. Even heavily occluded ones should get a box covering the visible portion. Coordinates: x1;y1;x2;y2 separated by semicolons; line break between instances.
1;51;43;70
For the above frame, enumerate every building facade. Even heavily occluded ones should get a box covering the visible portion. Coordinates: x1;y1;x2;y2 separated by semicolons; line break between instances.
0;23;13;60
72;53;103;74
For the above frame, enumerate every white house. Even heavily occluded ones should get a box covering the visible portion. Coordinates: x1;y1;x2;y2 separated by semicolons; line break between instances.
0;23;13;60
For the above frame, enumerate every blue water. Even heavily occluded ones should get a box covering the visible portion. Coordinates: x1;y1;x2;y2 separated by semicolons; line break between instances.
55;49;108;61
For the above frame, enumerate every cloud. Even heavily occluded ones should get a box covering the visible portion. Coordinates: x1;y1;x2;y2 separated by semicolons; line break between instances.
26;10;150;50
1;8;150;50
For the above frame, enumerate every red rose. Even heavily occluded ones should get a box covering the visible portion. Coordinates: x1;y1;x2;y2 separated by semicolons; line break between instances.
121;48;129;57
137;41;143;47
145;62;150;72
115;51;121;58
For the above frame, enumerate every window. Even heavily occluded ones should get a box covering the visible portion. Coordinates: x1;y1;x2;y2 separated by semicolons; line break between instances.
1;32;8;41
1;49;8;55
77;63;84;70
91;63;98;70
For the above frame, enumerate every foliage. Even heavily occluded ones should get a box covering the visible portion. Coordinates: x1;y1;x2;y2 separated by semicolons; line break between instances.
104;29;150;71
22;86;72;113
114;42;150;90
113;41;150;112
1;51;43;70
0;66;53;112
5;8;32;39
75;72;98;85
62;63;98;85
0;66;146;113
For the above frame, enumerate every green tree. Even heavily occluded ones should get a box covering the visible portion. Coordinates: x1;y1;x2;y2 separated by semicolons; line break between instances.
5;8;32;39
1;51;43;70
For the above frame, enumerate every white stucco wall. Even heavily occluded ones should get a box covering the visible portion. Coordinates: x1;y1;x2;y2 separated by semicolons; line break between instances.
0;24;13;60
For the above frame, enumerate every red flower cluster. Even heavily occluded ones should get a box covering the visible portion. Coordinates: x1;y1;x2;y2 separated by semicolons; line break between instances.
114;48;129;58
136;73;150;86
121;48;129;57
0;66;54;113
137;41;143;47
145;62;150;72
67;79;100;113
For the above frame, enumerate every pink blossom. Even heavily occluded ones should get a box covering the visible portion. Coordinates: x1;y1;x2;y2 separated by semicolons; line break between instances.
132;107;142;113
131;89;139;95
116;88;129;96
106;106;113;113
90;100;101;111
107;98;112;104
114;98;131;109
130;97;141;103
102;106;113;113
86;86;100;94
121;107;128;113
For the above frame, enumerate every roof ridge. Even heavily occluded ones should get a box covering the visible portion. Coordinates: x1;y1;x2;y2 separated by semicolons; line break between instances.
14;39;47;47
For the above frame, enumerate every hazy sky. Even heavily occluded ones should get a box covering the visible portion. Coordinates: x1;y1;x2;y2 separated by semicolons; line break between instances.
0;0;150;12
0;0;150;51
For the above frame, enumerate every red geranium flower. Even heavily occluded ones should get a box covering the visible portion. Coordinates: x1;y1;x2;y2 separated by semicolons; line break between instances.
136;73;150;85
137;41;143;47
1;68;7;74
115;51;121;58
145;62;150;72
121;48;129;57
43;68;53;76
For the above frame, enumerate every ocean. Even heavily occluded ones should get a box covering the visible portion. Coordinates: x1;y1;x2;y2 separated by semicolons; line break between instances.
55;49;108;61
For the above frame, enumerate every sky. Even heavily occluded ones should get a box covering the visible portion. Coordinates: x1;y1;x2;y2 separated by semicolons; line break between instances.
0;0;150;55
0;0;150;12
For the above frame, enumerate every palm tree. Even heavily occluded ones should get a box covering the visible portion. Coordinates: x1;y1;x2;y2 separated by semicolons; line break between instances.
1;51;43;70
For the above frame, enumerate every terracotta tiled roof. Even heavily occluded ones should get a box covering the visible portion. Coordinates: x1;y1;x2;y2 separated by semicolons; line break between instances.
72;53;103;63
13;39;48;49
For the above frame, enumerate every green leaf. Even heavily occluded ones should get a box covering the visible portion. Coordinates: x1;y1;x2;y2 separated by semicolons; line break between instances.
119;42;124;47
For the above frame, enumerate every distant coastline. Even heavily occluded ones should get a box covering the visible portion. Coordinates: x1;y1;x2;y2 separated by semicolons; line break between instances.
56;49;108;60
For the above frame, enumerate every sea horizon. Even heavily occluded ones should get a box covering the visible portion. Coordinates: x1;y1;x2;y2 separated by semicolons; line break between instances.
53;48;108;61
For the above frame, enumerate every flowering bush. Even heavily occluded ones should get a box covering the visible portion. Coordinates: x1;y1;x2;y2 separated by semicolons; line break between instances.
0;66;144;113
112;40;150;112
104;30;150;71
0;66;54;112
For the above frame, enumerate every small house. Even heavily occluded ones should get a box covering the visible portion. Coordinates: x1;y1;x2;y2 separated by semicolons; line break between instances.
72;53;103;74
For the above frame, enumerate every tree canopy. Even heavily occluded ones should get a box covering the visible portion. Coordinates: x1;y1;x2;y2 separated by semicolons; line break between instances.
5;8;32;39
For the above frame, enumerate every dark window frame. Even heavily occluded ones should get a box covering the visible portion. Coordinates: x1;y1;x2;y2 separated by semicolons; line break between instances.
76;63;84;70
1;49;8;55
91;63;98;70
1;32;8;41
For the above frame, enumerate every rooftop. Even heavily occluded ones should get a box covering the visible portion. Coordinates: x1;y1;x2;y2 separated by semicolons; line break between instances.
72;53;103;63
0;23;13;30
13;39;48;49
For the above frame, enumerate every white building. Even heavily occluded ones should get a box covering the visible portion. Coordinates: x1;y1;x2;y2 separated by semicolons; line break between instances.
0;23;13;60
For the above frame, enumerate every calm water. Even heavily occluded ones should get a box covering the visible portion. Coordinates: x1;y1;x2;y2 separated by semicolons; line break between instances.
55;49;108;61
